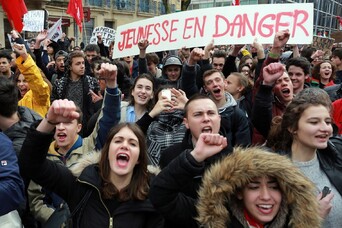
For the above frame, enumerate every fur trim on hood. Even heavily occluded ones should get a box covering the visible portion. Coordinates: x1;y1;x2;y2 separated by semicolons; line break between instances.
196;147;321;228
70;151;101;177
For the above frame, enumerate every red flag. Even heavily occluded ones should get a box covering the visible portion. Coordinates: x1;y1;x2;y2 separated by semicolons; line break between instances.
232;0;240;6
0;0;28;32
67;0;84;32
337;16;342;30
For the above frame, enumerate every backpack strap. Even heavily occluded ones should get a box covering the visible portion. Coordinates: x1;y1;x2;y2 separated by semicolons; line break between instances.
70;189;93;227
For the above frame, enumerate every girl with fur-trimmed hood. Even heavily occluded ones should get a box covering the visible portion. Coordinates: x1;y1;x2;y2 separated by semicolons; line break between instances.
196;147;321;228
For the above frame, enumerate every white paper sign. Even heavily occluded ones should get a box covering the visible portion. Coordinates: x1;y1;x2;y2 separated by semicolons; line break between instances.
113;3;314;59
23;10;45;32
90;26;116;47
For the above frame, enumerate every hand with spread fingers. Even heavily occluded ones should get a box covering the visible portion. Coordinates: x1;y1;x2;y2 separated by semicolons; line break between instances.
89;89;103;103
171;88;188;110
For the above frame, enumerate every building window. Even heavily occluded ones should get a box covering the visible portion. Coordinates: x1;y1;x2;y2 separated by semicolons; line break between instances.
83;18;94;45
139;0;150;12
88;0;103;7
105;21;115;28
159;1;166;14
114;0;135;10
106;0;111;7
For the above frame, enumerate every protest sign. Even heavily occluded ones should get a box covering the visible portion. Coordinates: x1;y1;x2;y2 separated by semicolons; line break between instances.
90;26;116;47
331;31;342;43
23;10;45;32
47;18;63;42
113;3;314;59
312;36;335;52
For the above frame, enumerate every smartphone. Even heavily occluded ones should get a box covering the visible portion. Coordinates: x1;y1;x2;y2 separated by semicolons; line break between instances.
161;89;171;101
321;186;331;199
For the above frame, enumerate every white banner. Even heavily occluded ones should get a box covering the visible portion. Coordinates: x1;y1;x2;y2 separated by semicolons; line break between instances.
23;10;45;32
47;18;63;42
90;26;116;47
113;3;314;59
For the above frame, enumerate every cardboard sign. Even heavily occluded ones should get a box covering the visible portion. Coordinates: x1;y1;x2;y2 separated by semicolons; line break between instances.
90;26;116;47
113;3;314;59
23;10;45;32
331;31;342;43
312;36;335;52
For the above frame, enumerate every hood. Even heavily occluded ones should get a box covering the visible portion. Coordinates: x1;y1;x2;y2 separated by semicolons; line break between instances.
196;147;321;228
218;92;237;113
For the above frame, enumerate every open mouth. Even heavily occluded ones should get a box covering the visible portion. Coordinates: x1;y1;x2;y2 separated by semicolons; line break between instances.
202;126;212;133
117;153;130;167
281;88;290;95
257;204;273;214
213;88;221;96
20;88;28;95
56;133;67;141
316;134;328;139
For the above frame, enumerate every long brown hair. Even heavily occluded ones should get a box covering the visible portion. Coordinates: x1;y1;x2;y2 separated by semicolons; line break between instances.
267;88;332;151
312;60;336;82
128;73;155;111
99;123;149;201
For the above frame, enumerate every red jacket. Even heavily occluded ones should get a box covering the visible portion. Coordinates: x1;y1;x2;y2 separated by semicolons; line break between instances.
333;99;342;135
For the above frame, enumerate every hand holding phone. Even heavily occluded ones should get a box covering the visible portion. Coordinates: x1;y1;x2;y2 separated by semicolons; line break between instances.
161;89;171;101
321;186;331;199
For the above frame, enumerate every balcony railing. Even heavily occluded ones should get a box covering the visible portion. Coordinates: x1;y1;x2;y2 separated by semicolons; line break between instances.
138;0;158;13
84;0;168;14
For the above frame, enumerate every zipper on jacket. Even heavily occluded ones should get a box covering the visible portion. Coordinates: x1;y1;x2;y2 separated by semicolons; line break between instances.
109;217;113;228
77;179;113;228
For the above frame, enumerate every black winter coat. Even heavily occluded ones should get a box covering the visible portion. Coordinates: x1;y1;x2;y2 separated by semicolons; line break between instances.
150;128;232;228
19;128;164;228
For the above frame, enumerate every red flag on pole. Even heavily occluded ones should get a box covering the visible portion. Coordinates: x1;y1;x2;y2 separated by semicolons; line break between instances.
67;0;84;32
0;0;28;32
232;0;240;6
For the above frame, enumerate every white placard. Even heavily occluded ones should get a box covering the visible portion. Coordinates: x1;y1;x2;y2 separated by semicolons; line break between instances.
90;26;116;47
113;3;314;59
23;10;45;32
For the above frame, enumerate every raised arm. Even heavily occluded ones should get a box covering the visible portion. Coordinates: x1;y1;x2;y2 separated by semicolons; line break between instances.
181;48;204;98
252;62;285;139
149;133;227;227
94;63;121;150
222;44;243;77
19;100;83;208
14;43;50;117
138;39;149;75
33;30;53;81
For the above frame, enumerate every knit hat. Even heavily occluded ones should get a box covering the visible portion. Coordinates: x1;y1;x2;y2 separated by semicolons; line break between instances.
163;56;182;67
54;50;68;60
